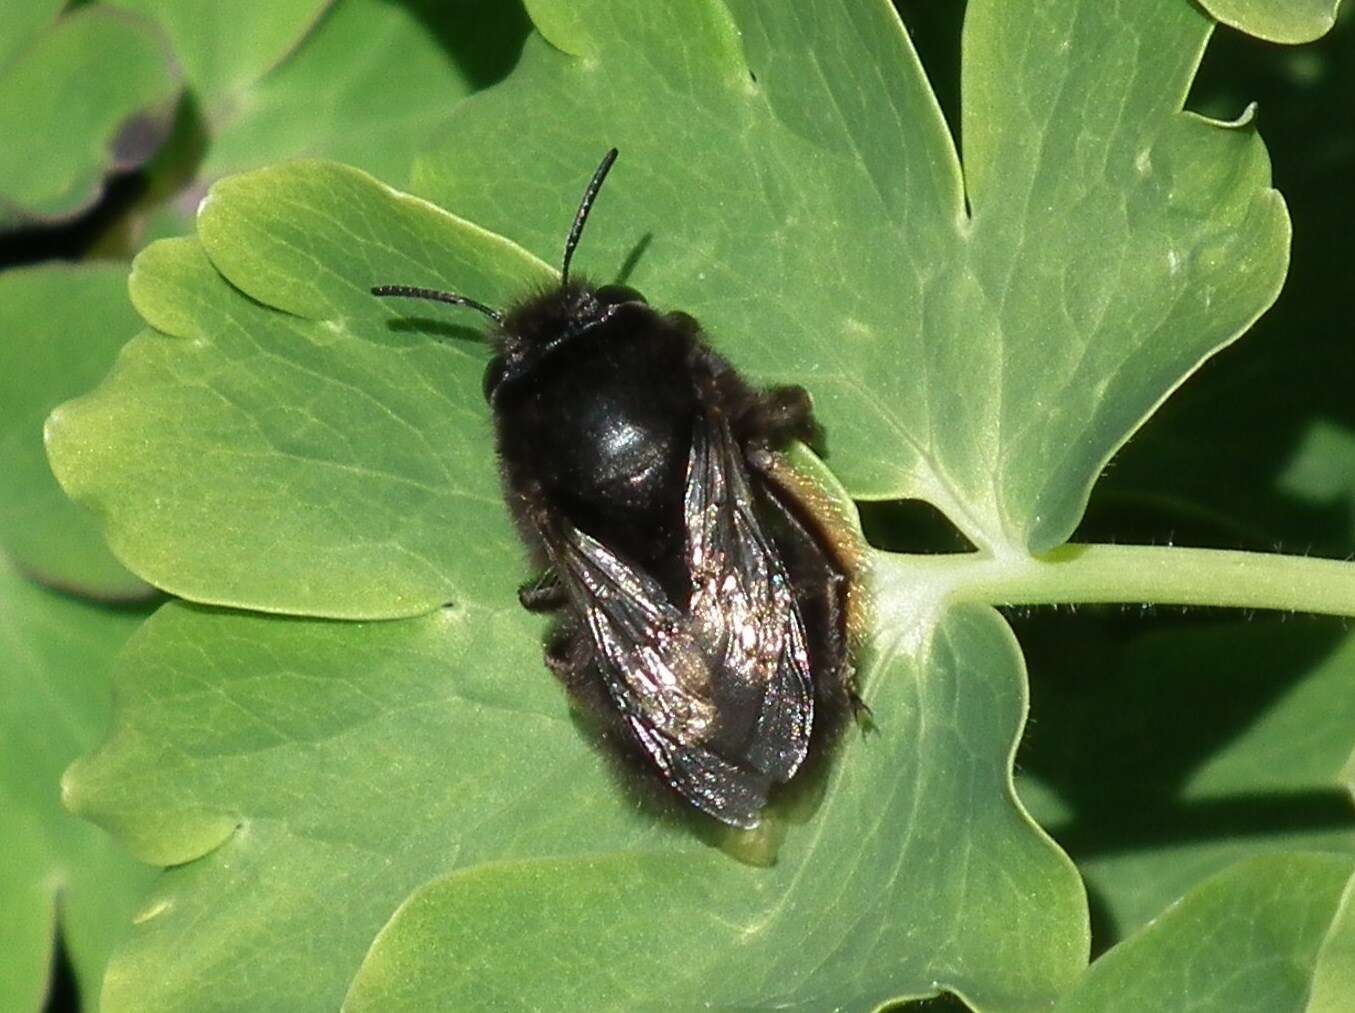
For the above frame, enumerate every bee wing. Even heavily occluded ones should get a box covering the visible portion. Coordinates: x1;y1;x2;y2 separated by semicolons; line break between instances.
548;521;774;827
684;415;814;783
542;413;814;828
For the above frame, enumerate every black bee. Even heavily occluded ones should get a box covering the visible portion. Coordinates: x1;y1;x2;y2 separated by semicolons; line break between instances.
373;150;860;828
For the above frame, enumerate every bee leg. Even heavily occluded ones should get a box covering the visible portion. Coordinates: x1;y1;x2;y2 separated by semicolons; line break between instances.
543;622;595;691
848;686;874;729
726;381;821;452
518;570;566;612
751;384;819;447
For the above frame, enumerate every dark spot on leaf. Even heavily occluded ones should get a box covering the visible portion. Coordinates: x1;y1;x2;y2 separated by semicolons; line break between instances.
111;108;173;171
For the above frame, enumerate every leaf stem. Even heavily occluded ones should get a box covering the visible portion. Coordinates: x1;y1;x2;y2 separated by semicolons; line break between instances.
873;543;1355;618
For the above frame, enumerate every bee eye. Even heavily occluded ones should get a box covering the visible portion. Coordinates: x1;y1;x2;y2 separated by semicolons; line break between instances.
594;284;647;306
482;356;507;402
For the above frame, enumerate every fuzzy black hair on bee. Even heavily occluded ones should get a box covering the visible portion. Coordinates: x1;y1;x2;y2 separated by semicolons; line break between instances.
374;149;860;828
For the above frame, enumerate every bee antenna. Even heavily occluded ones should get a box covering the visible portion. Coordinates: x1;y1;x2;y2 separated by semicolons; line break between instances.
560;147;619;288
370;285;503;323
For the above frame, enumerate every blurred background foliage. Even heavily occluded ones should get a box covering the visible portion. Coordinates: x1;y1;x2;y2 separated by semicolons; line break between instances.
1;0;1352;1008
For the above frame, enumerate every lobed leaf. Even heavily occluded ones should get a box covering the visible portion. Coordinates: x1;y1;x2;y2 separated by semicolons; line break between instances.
127;0;533;247
41;0;1345;1007
69;598;1085;1011
1083;10;1355;559
47;164;553;618
67;600;683;1011
105;0;332;110
1197;0;1341;45
1031;21;1355;943
0;265;148;598
200;0;531;188
413;0;1290;556
1053;853;1355;1011
0;558;155;1011
0;5;179;226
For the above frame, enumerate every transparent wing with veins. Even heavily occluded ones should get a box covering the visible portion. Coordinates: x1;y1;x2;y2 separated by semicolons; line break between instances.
684;417;814;783
544;414;814;828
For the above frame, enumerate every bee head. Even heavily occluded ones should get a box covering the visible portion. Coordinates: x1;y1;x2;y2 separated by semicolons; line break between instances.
485;277;650;402
372;147;629;405
497;279;599;346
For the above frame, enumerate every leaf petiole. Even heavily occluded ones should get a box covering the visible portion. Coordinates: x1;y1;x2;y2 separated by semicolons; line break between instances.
873;543;1355;619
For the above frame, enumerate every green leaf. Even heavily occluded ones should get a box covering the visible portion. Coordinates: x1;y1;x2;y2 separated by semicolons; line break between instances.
0;557;155;1011
1197;0;1342;45
1053;853;1355;1012
1051;31;1355;938
200;0;531;187
46;164;553;618
1083;12;1355;559
0;0;63;71
43;0;1339;1006
44;4;1308;601
1311;863;1355;1010
412;0;1289;555
348;605;1088;1012
0;265;148;599
1006;12;1355;947
519;0;594;56
67;600;679;1011
106;0;332;110
68;599;1084;1011
127;0;532;248
1278;421;1355;533
0;5;179;225
1017;617;1355;944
